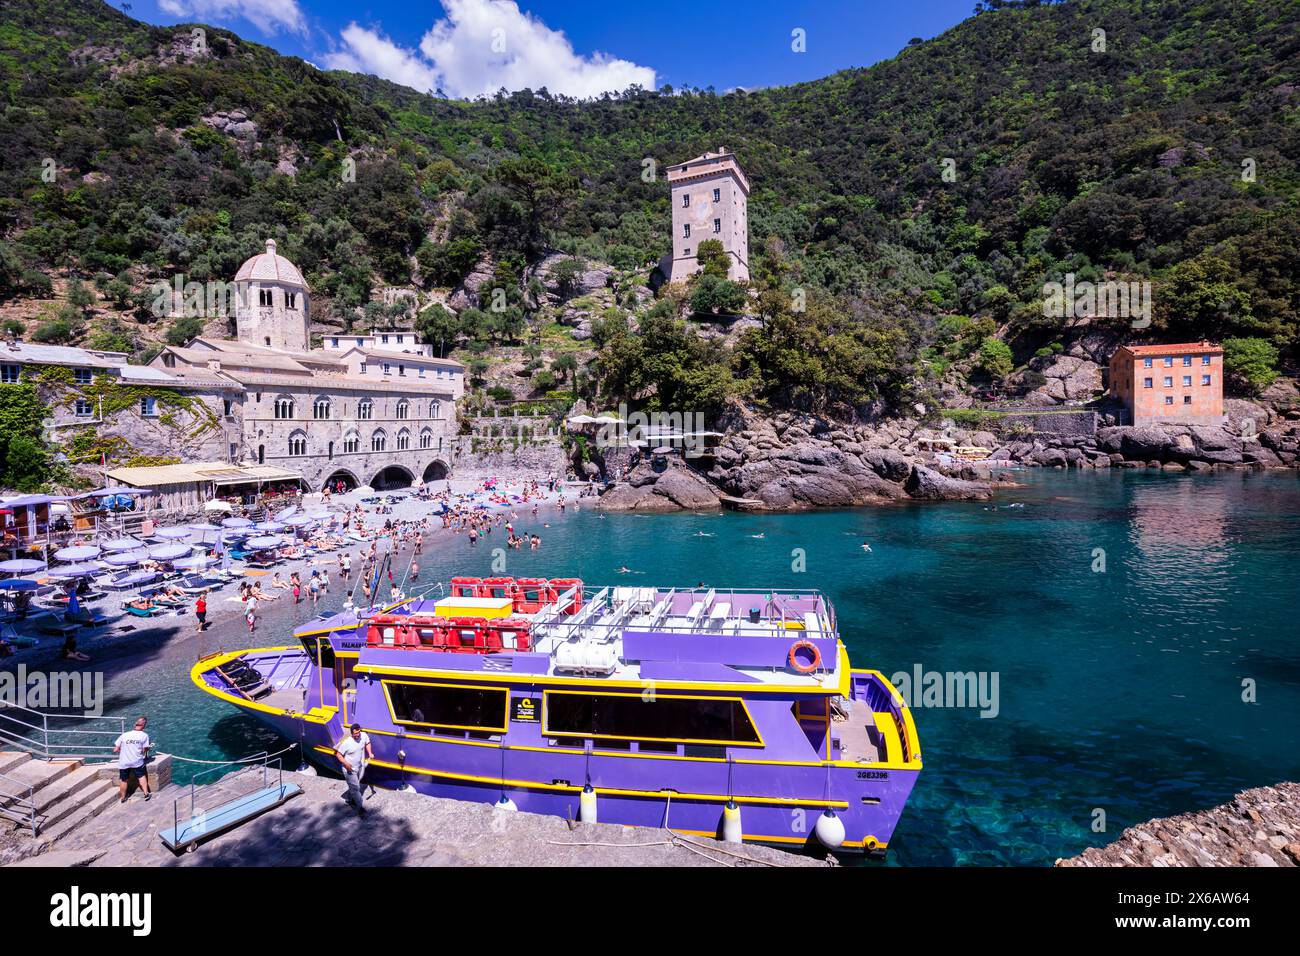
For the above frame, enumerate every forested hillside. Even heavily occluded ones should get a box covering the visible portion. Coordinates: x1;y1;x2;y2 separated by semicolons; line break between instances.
0;0;1297;416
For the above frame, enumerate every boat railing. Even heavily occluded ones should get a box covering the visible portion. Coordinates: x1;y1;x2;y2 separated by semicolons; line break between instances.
0;701;127;763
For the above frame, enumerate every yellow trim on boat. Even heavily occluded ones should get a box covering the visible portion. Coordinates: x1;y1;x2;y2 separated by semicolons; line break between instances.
872;712;901;764
380;678;510;734
363;757;849;809
540;689;766;749
354;647;852;697
189;648;336;723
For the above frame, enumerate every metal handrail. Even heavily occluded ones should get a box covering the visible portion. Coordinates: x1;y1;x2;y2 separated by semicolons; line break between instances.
0;768;38;836
0;702;127;763
173;753;285;842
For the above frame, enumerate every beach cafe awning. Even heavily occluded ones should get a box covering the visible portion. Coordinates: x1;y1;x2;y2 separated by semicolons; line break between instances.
106;462;306;490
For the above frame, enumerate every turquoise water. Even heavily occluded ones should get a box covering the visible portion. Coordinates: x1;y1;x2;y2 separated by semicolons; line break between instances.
87;470;1300;865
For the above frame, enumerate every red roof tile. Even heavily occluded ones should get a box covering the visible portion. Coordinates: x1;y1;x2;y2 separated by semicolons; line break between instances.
1118;342;1222;356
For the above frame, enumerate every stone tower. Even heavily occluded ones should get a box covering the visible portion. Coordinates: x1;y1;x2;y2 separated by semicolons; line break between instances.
233;239;310;352
667;149;750;284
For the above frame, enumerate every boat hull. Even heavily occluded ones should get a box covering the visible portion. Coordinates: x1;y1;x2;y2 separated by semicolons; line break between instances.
193;645;921;856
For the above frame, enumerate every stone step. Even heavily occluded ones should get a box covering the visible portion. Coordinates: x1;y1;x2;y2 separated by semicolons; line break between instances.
33;764;105;816
34;784;119;845
38;777;118;834
0;759;80;809
1;758;80;792
0;751;33;776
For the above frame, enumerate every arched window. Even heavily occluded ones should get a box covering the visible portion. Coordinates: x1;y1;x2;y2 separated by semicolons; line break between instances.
274;396;295;420
358;399;373;421
288;430;307;457
343;431;360;454
396;428;410;451
371;429;386;452
396;399;409;420
419;428;433;450
313;396;330;420
430;400;442;419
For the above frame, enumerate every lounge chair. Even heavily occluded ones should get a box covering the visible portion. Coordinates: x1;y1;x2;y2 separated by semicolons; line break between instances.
29;612;78;637
125;603;161;618
176;574;214;594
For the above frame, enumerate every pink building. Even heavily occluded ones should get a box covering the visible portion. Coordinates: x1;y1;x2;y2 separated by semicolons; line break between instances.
1109;342;1225;425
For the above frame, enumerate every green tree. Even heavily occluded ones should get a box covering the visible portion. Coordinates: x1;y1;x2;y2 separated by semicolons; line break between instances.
977;337;1014;380
1222;337;1279;394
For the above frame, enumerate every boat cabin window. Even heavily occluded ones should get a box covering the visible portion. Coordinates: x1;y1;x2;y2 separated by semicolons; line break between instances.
385;682;508;733
299;635;335;668
543;692;761;746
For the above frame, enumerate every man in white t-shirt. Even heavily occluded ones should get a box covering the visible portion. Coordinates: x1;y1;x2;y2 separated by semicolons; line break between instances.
113;716;152;803
334;723;373;816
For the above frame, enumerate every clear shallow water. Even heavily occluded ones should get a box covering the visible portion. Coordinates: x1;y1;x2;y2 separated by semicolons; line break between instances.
83;470;1300;865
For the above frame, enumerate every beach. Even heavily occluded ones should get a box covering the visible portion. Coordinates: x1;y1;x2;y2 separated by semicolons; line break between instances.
1;476;588;672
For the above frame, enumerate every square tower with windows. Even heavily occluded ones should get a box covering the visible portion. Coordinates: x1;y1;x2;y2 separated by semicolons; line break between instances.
667;149;750;283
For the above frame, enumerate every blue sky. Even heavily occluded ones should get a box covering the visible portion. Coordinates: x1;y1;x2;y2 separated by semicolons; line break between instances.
126;0;976;98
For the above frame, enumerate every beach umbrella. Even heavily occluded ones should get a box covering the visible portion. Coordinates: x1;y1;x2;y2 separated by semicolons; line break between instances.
245;535;282;549
155;526;192;540
54;545;100;562
101;537;142;552
0;579;40;592
204;500;233;513
173;554;217;571
221;516;253;528
275;506;299;521
66;586;81;618
283;515;314;527
148;544;192;562
103;550;147;567
0;558;46;574
254;521;286;532
49;563;101;578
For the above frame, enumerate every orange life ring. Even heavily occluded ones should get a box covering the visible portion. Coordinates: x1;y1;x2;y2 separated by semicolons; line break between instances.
788;640;821;674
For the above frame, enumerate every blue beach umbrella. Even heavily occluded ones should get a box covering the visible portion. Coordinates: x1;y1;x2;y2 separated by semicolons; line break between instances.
0;579;40;592
155;526;192;540
254;521;286;532
173;555;218;571
221;516;253;529
245;535;282;549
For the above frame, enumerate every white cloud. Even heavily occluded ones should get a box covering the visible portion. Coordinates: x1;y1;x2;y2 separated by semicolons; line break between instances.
323;0;656;99
158;0;307;36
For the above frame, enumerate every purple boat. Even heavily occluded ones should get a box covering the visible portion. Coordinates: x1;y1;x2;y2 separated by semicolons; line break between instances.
191;577;922;856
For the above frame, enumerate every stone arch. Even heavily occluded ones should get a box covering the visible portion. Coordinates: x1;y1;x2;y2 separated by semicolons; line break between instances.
372;464;414;490
323;469;360;492
422;459;450;482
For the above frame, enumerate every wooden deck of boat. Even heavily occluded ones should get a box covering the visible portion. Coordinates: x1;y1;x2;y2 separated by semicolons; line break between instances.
833;704;889;763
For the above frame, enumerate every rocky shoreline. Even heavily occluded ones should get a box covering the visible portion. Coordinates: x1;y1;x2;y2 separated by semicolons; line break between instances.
593;384;1299;512
1057;782;1300;867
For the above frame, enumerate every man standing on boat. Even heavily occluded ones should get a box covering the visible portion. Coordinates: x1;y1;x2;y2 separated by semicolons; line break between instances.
335;723;373;817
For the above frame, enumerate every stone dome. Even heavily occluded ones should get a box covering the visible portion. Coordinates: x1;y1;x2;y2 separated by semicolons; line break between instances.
233;239;308;289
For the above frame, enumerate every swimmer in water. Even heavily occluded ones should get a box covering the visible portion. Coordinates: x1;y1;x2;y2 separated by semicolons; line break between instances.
861;542;873;552
695;531;714;537
750;533;765;539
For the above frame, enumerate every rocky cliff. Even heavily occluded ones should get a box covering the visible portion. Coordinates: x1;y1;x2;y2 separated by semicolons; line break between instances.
1056;782;1300;867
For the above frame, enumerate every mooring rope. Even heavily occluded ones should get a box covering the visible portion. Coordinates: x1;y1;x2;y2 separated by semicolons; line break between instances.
165;742;299;765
